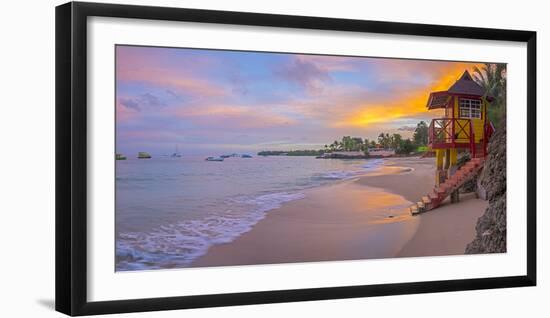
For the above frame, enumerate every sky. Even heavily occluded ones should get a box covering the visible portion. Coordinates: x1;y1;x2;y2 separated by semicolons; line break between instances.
116;45;483;156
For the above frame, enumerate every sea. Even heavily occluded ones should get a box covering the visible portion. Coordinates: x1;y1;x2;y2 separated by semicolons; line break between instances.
115;155;386;271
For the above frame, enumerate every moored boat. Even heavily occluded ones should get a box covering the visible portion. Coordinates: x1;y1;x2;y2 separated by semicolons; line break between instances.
171;145;182;158
137;152;152;159
205;156;224;162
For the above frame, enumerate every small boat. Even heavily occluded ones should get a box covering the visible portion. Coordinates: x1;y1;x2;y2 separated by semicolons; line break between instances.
205;156;224;162
115;153;127;160
171;145;182;158
241;154;252;158
220;154;231;158
137;152;152;159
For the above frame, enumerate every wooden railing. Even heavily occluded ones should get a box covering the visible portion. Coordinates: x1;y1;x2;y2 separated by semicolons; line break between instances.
428;118;475;154
428;118;496;158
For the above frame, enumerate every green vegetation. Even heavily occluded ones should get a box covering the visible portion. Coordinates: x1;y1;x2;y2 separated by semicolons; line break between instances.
472;63;506;127
376;129;422;155
326;136;369;153
413;121;429;146
377;133;391;149
259;120;430;157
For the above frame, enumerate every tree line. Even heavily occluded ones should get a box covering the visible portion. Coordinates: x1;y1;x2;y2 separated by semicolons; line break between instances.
259;121;429;156
324;121;429;155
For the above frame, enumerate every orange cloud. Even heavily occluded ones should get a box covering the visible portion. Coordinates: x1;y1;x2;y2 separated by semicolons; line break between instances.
339;62;483;127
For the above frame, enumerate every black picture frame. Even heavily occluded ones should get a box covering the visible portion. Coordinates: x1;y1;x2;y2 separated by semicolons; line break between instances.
55;1;537;316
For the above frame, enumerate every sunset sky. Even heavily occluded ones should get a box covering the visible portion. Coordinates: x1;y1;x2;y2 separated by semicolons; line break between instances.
116;45;483;155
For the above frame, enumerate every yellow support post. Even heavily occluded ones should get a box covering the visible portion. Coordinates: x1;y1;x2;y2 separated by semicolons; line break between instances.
444;149;451;169
435;149;445;186
448;148;459;203
436;149;444;169
449;148;457;167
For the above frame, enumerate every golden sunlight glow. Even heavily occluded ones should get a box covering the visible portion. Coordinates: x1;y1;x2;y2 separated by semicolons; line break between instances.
337;63;483;127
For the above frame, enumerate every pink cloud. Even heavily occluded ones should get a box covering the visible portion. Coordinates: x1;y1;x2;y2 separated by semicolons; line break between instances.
116;46;227;98
293;55;358;72
117;129;172;142
116;100;139;121
173;105;297;129
274;56;331;93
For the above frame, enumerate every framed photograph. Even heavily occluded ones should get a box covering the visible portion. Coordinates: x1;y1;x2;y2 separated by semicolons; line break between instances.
55;1;536;316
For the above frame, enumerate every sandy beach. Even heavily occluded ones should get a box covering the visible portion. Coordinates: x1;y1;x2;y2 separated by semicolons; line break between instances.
397;192;487;257
190;157;487;268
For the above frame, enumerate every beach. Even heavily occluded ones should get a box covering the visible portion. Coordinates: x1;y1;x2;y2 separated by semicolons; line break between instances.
397;192;487;257
190;157;488;268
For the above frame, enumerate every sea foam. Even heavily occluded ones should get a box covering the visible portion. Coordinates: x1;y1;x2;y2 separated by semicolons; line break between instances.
116;157;385;271
116;191;306;271
318;158;384;180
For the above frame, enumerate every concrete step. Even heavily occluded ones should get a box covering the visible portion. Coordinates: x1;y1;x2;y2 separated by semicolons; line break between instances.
411;158;485;216
462;167;474;174
428;192;439;201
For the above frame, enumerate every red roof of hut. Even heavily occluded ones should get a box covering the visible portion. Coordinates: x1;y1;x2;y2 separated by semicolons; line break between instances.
427;70;493;109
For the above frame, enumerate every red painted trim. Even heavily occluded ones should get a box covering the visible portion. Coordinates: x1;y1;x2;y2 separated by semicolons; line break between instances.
451;96;456;147
449;93;483;99
428;117;475;152
470;120;476;158
429;143;473;149
427;91;452;109
483;99;488;156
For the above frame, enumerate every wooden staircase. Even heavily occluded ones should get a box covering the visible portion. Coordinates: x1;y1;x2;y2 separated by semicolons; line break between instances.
410;157;485;215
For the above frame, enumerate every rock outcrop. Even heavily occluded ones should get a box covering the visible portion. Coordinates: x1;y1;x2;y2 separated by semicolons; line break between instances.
457;152;477;193
465;121;507;254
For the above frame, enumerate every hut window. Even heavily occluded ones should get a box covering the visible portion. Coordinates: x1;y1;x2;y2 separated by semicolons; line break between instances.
459;98;481;119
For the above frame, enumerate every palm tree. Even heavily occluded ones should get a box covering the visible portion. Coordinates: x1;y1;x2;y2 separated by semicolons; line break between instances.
332;140;340;151
377;133;386;148
472;63;506;126
341;136;353;151
413;121;429;146
391;133;403;150
352;137;363;151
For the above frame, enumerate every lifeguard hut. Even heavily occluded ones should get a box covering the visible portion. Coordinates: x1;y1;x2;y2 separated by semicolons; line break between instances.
410;70;495;215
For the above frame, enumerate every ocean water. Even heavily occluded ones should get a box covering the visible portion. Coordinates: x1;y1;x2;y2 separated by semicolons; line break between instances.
115;155;385;271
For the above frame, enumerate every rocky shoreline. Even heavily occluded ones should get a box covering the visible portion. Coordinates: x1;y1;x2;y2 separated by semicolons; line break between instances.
466;120;507;254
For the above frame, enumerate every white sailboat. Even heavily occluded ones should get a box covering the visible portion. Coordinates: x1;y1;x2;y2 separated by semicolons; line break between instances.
171;145;182;158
